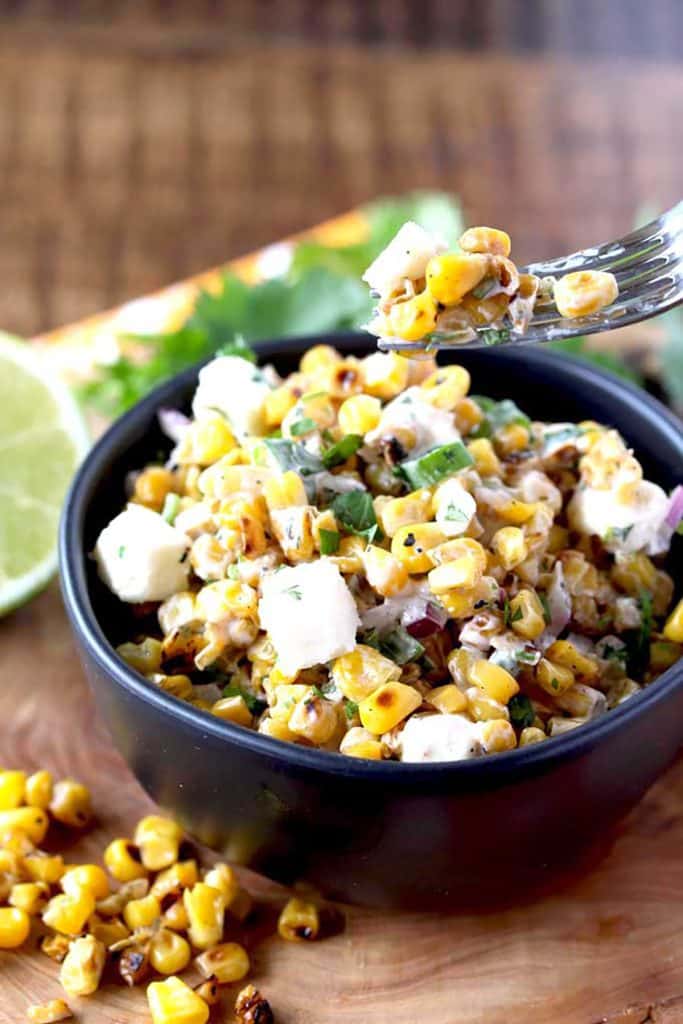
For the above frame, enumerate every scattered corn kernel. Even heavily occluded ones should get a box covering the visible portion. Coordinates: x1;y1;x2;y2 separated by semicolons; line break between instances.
0;905;30;947
149;928;192;975
277;897;320;942
147;976;210;1024
60;934;106;996
195;941;250;982
49;779;92;829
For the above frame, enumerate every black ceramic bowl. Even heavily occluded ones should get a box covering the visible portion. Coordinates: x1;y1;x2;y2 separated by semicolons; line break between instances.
60;333;683;910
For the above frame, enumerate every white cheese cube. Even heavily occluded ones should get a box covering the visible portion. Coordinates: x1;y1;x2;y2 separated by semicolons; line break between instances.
192;356;271;440
94;504;190;603
258;560;360;675
568;479;672;555
400;713;483;763
365;388;460;456
434;479;477;536
362;221;446;299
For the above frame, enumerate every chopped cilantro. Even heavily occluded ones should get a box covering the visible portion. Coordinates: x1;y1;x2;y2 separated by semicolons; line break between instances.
539;593;552;627
283;584;303;600
331;490;379;543
344;700;359;720
319;528;340;555
470;397;531;440
550;677;560;691
321;433;363;469
397;441;473;488
290;416;316;437
515;649;538;666
508;693;535;729
117;545;126;558
263;438;323;476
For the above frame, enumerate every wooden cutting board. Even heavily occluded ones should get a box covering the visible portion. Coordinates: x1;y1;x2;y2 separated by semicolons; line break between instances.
2;214;682;1022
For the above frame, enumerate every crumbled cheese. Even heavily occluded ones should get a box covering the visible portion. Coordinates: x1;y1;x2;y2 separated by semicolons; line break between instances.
434;478;477;536
365;388;460;455
568;479;672;555
258;560;360;675
400;713;483;763
192;356;271;440
362;221;447;299
94;504;190;603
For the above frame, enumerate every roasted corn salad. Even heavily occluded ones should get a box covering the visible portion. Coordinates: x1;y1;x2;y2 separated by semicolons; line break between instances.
363;220;619;345
95;310;682;763
0;766;298;1021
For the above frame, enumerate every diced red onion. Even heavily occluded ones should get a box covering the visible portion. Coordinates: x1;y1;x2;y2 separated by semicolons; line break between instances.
664;485;683;529
158;407;191;443
403;600;448;639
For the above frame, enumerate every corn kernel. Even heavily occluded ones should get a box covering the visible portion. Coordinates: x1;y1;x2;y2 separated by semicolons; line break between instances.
391;522;447;573
338;393;382;435
202;863;239;908
495;423;530;454
134;466;176;510
0;906;30;948
50;779;92;829
60;934;105;996
425;684;468;714
428;538;486;593
185;414;237;466
263;469;308;511
491;526;528;570
300;343;341;376
466;438;501;477
547;524;569;553
554;270;618;318
535;658;575;696
359;682;422;734
508;589;546;640
116;638;163;675
40;932;71;963
211;695;253;728
519;726;547;746
195;940;250;982
123;892;161;931
9;881;49;915
134;816;183;872
459;226;511;257
25;770;53;810
61;864;109;901
104;838;147;882
321;358;364;399
150;673;194;700
24;852;65;885
343;738;384;759
88;913;130;947
162;897;190;933
0;848;23;875
151;860;198;902
288;692;339;745
379;489;432;538
147;976;210;1024
466;688;509;723
43;889;95;936
663;598;683;644
454;396;484;434
545;640;599;682
183;883;225;950
27;998;73;1023
0;826;34;855
361;351;411;400
386;290;438;342
420;365;471;410
259;716;300;744
439;588;480;619
329;533;366;573
477;719;517;753
0;770;26;809
149;928;192;975
468;660;519;704
425;251;488;305
362;544;409;597
0;807;48;844
331;645;401;702
277;897;320;942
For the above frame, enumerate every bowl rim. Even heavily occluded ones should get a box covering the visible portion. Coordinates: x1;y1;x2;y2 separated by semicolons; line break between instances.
60;331;683;781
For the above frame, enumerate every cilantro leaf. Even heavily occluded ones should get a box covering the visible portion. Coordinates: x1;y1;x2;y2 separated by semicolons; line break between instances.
318;529;340;555
331;490;378;542
470;397;531;440
321;433;363;469
508;693;535;729
263;438;324;476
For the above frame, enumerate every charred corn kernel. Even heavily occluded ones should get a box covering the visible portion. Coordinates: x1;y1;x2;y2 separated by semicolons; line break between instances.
379;489;432;537
0;770;26;809
477;719;517;753
185;415;237;466
611;553;657;595
362;544;409;597
88;913;130;947
25;770;53;810
151;861;198;901
96;878;149;920
300;343;341;376
496;422;530;454
519;726;547;746
342;737;384;759
43;889;95;936
426;684;468;714
197;579;259;623
195;979;220;1006
425;251;488;305
545;640;599;681
535;658;575;696
163;898;190;932
454;396;485;435
468;661;519;704
183;883;225;950
466;688;509;723
428;538;486;593
149;928;192;975
554;269;618;318
116;638;163;674
331;645;401;702
359;682;422;734
104;839;146;882
0;905;30;948
459;225;511;257
322;358;364;399
24;852;65;884
50;779;92;829
41;932;71;963
508;589;546;640
123;892;161;931
134;816;184;872
466;438;501;477
0;807;48;844
338;394;382;435
60;934;105;996
391;522;447;573
440;588;479;619
27;998;73;1023
491;526;528;570
420;365;471;410
258;716;300;743
61;864;109;901
211;695;253;728
198;460;274;500
329;533;366;573
195;940;250;982
147;976;210;1024
270;683;309;721
663;598;683;643
134;466;176;510
387;291;438;342
277;897;320;942
9;881;48;915
263;384;298;428
263;470;308;511
649;640;681;672
282;393;336;438
361;351;411;399
150;674;194;700
202;863;239;908
288;692;339;744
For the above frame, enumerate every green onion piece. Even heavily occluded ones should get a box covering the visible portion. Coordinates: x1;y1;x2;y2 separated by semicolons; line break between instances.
161;492;181;525
539;593;552;626
379;627;425;665
290;417;316;437
263;438;323;477
470;396;531;440
508;693;535;730
331;490;379;542
344;700;359;720
319;528;340;555
321;433;363;469
397;441;473;488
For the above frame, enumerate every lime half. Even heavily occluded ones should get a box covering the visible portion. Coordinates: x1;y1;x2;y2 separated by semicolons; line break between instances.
0;332;90;615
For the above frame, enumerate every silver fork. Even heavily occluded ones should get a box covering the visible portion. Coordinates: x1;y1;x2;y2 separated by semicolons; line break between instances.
377;201;683;353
